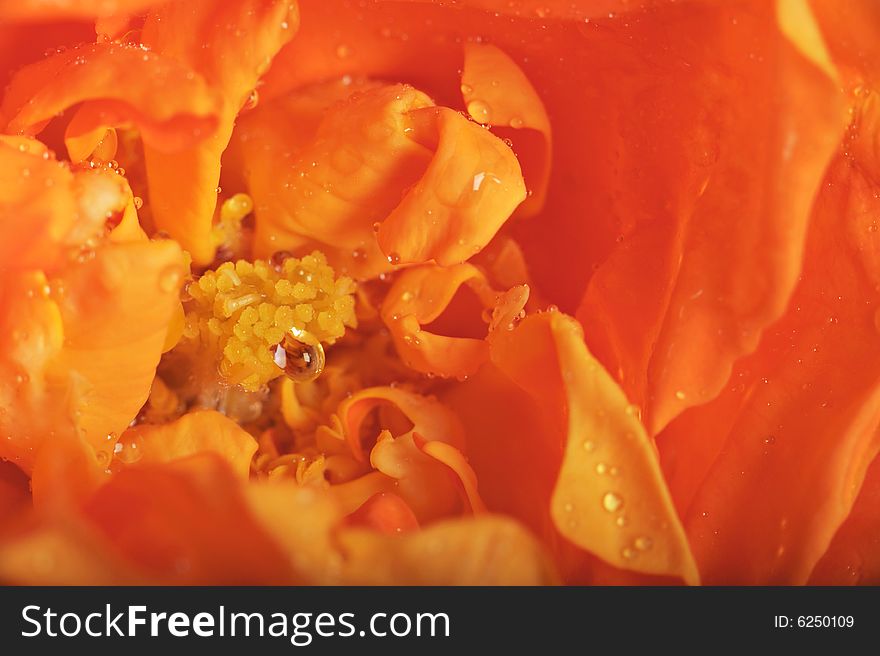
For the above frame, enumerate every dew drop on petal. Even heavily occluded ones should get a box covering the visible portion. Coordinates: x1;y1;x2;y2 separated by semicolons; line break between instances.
634;536;653;551
602;491;624;513
466;99;492;123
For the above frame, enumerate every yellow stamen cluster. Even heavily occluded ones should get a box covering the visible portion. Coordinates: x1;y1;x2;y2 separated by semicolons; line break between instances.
181;251;356;392
212;193;253;253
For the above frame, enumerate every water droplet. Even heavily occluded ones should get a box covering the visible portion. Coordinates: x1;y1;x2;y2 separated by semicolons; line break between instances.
401;291;414;302
467;99;492;123
675;390;686;400
273;331;325;382
615;516;628;527
563;502;574;513
609;466;619;476
372;222;381;233
634;536;653;551
621;546;635;559
764;435;776;445
602;491;623;513
133;196;143;210
460;83;473;95
595;462;607;475
387;252;401;265
336;44;351;59
625;404;641;420
215;185;222;194
509;116;524;129
582;440;595;452
115;435;143;464
243;88;259;112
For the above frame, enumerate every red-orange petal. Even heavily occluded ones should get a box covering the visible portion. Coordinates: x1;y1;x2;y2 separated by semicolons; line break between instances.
575;1;846;435
659;150;880;584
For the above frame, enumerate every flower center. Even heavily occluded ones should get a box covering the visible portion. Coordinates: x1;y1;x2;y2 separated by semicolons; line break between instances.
176;246;355;393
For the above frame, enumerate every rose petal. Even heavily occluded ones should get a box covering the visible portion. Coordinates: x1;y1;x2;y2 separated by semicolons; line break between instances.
576;0;846;435
0;240;184;473
141;0;298;263
809;455;880;585
376;105;526;265
0;41;220;154
83;455;296;584
116;409;258;478
659;148;880;583
337;515;559;585
461;42;551;216
381;263;498;378
491;312;698;583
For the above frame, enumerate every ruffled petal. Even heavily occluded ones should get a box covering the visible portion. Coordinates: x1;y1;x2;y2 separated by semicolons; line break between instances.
0;41;220;154
376;105;526;265
576;0;846;435
659;145;880;583
491;312;698;583
461;42;551;216
381;263;500;378
115;409;258;477
238;82;524;276
336;385;465;460
141;0;298;263
243;83;433;276
0;239;184;473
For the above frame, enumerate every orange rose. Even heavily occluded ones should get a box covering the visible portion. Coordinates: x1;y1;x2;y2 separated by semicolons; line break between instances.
0;0;877;585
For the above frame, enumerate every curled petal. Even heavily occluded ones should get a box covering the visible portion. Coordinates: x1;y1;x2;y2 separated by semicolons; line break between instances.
0;41;219;153
337;515;559;585
64;107;118;163
0;240;184;473
244;83;434;276
141;0;299;263
416;435;487;514
376;105;526;265
336;385;465;461
381;263;498;378
370;430;464;523
489;312;698;584
461;42;551;216
116;410;258;478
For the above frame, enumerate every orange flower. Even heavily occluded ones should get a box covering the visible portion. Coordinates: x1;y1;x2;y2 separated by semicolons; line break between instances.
0;0;877;586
